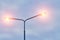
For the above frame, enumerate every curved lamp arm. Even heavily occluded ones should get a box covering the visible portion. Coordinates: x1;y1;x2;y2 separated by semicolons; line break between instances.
25;14;41;21
10;18;24;21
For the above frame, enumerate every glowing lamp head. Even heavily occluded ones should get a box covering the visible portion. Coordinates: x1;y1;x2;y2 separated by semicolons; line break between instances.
38;9;50;23
2;14;13;25
40;10;48;17
1;11;14;26
4;16;11;23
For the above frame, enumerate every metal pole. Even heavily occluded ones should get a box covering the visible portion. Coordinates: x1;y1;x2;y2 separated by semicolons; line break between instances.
24;21;26;40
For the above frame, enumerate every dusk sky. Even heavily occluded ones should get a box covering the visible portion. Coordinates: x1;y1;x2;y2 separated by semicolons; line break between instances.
0;0;60;40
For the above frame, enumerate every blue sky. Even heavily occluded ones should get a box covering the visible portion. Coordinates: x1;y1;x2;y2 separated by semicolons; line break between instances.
0;0;60;40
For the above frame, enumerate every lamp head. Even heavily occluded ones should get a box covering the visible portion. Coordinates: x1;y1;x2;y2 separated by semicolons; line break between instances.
4;16;11;23
38;9;50;23
40;9;48;17
2;14;13;25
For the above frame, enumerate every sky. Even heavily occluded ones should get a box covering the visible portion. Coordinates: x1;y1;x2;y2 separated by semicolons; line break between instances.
0;0;60;40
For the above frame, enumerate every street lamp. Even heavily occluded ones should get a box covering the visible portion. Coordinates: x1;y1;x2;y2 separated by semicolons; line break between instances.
10;14;41;40
3;10;48;40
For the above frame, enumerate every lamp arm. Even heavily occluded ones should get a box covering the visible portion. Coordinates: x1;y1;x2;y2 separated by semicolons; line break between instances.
25;14;40;21
10;18;24;21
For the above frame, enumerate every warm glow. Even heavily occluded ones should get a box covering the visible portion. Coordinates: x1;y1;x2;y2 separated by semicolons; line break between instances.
38;8;51;23
40;9;48;18
4;16;11;23
0;10;15;26
2;14;13;25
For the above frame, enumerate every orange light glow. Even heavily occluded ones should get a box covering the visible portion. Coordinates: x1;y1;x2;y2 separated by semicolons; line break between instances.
40;9;48;18
4;16;11;23
2;14;13;25
37;8;51;23
1;12;13;26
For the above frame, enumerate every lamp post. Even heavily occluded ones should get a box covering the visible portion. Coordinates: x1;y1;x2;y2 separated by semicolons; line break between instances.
10;14;41;40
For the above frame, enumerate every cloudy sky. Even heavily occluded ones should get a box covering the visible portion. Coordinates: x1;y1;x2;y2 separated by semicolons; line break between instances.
0;0;60;40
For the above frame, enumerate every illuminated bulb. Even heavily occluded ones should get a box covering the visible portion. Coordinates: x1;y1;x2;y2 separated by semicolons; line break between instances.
5;16;10;23
40;10;48;17
2;14;12;25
